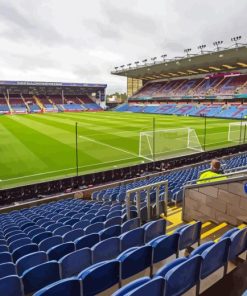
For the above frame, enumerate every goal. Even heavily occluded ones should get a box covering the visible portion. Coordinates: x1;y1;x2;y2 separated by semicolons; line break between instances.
228;122;247;143
139;128;203;161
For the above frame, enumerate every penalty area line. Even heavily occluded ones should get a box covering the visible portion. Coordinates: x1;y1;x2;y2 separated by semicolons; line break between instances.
78;134;138;158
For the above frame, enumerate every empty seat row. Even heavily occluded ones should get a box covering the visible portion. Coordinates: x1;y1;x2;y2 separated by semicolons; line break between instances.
0;214;129;255
0;199;123;230
0;217;141;267
0;218;164;279
27;226;247;296
0;220;204;295
92;151;247;203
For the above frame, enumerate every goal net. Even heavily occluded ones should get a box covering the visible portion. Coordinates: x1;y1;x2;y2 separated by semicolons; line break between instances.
228;122;247;143
139;128;203;161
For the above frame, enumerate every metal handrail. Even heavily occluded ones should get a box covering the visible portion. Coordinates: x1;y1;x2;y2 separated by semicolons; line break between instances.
184;167;247;187
126;180;168;221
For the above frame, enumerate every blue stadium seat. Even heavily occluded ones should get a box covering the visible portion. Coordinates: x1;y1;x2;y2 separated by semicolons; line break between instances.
4;226;20;235
33;278;81;296
84;222;104;235
97;210;110;216
90;215;106;224
64;218;80;227
46;223;63;232
99;225;121;240
53;226;72;236
38;236;63;252
72;220;90;230
20;222;35;231
82;214;95;221
0;244;8;253
175;221;202;250
32;232;52;244
220;228;239;240
92;237;120;263
112;277;150;296
12;243;39;263
118;246;152;285
192;238;231;279
71;213;85;220
24;226;39;235
142;219;166;242
63;229;84;243
220;227;247;260
105;216;122;228
47;242;75;261
120;228;145;251
22;261;60;295
121;218;140;233
57;217;70;224
6;231;23;240
161;255;202;296
59;248;91;278
28;228;45;239
40;222;53;229
154;257;187;278
0;275;23;296
37;219;50;226
107;210;123;219
78;260;120;295
16;251;47;276
110;205;123;212
189;241;215;258
87;210;98;215
0;262;16;278
7;233;27;245
148;233;180;264
118;277;165;296
75;233;100;250
0;252;12;264
9;238;32;253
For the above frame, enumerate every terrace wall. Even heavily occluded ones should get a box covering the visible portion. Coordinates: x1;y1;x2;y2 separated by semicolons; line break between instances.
183;175;247;226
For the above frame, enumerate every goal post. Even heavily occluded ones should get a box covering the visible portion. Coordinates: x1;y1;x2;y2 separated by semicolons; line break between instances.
139;128;203;161
228;122;247;143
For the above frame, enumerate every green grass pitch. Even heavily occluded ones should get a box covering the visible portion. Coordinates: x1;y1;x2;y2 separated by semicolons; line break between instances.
0;111;237;189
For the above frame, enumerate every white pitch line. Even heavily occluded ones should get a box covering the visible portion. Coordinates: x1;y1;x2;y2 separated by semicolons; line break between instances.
78;134;139;158
0;156;140;182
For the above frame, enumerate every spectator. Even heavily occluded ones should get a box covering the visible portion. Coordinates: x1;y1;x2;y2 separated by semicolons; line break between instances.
197;159;227;184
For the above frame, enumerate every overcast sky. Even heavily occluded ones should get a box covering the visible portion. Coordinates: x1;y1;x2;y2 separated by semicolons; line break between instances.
0;0;246;93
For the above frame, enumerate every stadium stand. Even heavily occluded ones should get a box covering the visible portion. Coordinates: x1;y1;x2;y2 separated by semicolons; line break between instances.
114;73;247;118
22;95;41;113
0;143;246;295
92;151;247;204
0;197;247;295
130;74;247;99
116;102;247;118
1;46;247;295
0;94;102;114
0;95;9;114
0;81;104;115
8;95;27;114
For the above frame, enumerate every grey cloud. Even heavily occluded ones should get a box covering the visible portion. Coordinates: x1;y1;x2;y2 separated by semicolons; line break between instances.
85;1;159;42
0;0;246;93
101;2;158;35
0;1;65;45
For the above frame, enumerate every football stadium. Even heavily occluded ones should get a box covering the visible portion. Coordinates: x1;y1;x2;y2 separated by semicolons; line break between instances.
1;1;247;295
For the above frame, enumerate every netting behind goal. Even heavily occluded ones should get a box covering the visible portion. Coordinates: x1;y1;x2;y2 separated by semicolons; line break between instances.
139;128;203;161
228;122;247;143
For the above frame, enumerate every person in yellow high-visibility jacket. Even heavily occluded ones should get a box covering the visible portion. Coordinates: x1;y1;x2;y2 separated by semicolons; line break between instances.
197;159;227;184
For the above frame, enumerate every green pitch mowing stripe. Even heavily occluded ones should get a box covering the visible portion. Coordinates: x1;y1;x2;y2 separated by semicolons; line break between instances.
0;112;237;189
